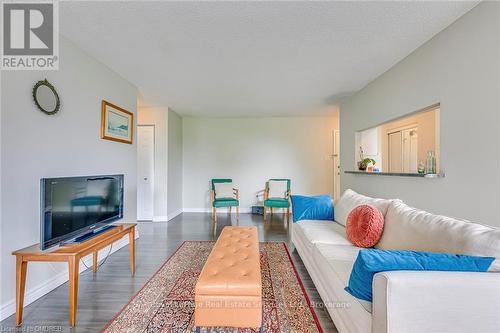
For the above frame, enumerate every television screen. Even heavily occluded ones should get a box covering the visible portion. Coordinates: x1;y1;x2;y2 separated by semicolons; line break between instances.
41;175;124;250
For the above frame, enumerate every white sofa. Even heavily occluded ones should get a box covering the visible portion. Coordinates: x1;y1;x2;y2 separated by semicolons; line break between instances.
292;189;500;333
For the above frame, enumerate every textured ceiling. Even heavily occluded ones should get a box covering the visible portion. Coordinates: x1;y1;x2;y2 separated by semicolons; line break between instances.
60;1;478;116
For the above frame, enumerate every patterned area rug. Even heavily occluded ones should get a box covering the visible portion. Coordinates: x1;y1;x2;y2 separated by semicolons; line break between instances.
102;241;323;333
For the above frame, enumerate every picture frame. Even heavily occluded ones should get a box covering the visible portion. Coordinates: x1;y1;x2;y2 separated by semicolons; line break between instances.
100;100;134;144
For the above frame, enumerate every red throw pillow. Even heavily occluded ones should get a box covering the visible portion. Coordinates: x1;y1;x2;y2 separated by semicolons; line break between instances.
346;204;385;248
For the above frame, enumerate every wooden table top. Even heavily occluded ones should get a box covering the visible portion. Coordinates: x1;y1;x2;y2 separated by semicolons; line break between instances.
12;223;136;256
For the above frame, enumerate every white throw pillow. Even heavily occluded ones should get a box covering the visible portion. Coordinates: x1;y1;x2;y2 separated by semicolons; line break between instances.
214;182;234;199
376;200;500;261
268;180;288;199
334;189;394;226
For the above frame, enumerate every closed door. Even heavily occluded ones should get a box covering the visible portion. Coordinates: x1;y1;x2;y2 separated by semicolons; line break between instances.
388;131;403;172
402;128;418;173
137;125;154;221
333;130;340;201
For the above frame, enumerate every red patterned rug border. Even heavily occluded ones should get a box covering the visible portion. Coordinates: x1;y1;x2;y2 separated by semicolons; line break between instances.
100;240;188;333
101;240;324;333
282;242;324;333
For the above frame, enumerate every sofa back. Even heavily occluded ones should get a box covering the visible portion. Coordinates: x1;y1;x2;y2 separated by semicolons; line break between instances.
334;189;394;226
377;200;500;258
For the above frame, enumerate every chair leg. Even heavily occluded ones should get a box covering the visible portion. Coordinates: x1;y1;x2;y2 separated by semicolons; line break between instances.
263;207;267;223
287;207;290;225
212;207;217;235
236;206;239;224
270;207;273;216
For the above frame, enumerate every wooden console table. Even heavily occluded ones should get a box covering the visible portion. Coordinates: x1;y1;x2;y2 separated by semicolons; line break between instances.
12;223;136;327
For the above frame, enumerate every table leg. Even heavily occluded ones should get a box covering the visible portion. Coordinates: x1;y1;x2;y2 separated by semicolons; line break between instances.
68;256;79;327
92;251;98;273
15;256;28;326
129;227;136;274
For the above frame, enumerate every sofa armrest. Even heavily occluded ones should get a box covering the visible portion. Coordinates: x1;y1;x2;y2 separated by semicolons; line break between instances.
372;271;500;333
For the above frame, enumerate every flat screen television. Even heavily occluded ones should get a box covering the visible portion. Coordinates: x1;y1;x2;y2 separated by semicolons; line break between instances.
40;174;124;250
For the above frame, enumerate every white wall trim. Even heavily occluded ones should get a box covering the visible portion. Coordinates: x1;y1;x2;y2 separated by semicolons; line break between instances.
167;209;183;221
183;207;253;214
0;231;139;321
152;215;169;222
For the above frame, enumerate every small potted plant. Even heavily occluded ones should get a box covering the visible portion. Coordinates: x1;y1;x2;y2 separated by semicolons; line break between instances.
358;158;376;171
357;147;376;171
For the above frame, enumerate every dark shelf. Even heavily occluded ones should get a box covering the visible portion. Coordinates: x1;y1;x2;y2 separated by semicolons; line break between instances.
344;170;444;178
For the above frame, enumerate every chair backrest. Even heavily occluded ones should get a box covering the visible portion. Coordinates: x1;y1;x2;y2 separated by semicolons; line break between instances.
211;178;233;191
267;178;291;191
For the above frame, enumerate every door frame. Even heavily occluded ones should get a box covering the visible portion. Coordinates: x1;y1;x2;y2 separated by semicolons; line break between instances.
137;124;155;221
332;130;340;201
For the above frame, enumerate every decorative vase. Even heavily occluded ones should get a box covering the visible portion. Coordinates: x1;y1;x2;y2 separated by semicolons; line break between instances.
358;162;367;171
418;161;426;174
426;151;436;174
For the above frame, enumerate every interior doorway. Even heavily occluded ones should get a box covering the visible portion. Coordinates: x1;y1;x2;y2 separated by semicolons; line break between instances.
388;127;418;173
333;130;340;201
137;125;155;221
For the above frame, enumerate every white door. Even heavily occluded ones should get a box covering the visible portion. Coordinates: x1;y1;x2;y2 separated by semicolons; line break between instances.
137;125;154;221
402;128;418;173
333;130;340;201
388;131;403;172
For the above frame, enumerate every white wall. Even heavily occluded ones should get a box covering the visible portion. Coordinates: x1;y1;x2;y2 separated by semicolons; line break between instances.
167;110;183;219
183;114;339;211
0;36;138;318
138;106;168;220
340;2;500;226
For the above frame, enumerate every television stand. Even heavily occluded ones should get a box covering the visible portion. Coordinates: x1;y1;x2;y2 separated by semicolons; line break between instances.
68;225;117;244
12;223;136;327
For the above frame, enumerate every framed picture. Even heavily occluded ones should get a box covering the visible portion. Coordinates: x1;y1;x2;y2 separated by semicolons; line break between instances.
101;100;133;144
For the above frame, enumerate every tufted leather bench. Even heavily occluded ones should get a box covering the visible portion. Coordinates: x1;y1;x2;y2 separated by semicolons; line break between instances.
195;226;262;331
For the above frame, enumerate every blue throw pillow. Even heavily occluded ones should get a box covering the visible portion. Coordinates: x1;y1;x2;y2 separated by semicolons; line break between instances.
345;249;495;302
290;195;334;223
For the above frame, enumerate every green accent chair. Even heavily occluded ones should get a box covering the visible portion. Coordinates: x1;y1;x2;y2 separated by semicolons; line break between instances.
263;179;291;224
211;179;239;226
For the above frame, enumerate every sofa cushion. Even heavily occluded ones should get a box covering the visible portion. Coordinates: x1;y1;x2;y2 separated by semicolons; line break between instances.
295;220;351;245
335;189;393;226
292;220;350;257
346;204;385;248
377;201;500;258
312;243;372;313
345;249;495;302
290;195;334;223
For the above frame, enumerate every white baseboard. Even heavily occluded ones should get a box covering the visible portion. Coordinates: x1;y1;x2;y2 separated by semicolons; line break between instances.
0;231;140;321
183;207;253;213
167;209;183;221
152;208;183;222
152;215;169;222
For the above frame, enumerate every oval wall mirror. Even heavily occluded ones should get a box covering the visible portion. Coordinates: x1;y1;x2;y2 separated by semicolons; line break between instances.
33;79;60;115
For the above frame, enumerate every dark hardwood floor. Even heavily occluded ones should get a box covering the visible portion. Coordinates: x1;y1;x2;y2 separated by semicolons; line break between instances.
0;213;337;332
